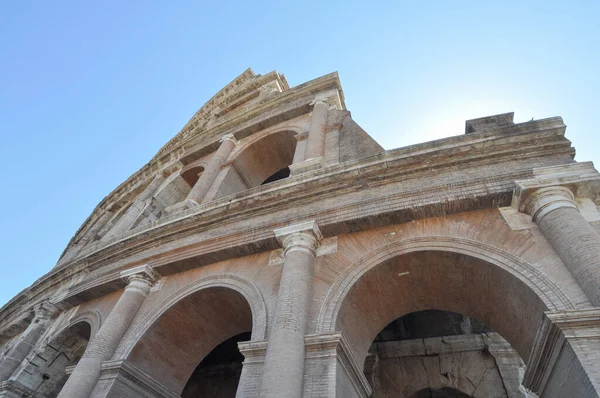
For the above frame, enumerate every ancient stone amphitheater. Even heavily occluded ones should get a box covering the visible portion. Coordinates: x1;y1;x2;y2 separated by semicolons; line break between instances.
1;69;599;398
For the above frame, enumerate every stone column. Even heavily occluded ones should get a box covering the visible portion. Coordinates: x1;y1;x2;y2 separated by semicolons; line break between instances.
259;222;322;398
304;101;328;162
102;175;165;241
186;134;237;205
57;265;158;398
0;302;57;382
520;186;600;306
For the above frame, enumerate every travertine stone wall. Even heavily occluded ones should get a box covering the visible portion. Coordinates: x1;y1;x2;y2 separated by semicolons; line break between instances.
1;70;599;398
365;334;511;398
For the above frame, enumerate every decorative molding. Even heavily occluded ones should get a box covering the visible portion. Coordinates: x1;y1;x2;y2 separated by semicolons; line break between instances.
288;156;326;175
518;186;577;223
0;116;576;325
274;220;323;256
238;339;268;364
120;264;160;284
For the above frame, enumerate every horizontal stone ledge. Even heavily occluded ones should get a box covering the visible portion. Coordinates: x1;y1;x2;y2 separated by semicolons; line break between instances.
62;132;572;272
60;186;513;306
1;120;574;323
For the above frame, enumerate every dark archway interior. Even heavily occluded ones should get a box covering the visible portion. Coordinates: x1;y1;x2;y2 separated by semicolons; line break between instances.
373;309;491;343
181;166;204;188
181;332;251;398
411;387;472;397
365;310;510;397
261;167;290;185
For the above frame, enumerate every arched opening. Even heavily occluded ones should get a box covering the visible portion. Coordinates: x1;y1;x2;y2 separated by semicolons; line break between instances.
332;250;548;397
365;310;513;397
17;321;91;397
126;286;254;396
181;166;205;189
213;130;297;199
261;166;290;185
181;331;251;398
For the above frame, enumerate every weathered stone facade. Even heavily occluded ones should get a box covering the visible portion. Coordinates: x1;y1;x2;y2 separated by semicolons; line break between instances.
1;68;599;397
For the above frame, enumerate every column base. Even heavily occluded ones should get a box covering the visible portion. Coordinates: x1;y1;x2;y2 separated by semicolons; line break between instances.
524;309;600;398
90;360;179;398
289;157;326;176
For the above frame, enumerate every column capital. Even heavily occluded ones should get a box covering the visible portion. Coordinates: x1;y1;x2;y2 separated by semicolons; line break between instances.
513;162;600;221
32;301;59;321
219;133;237;145
309;99;329;107
274;221;323;256
120;265;160;296
519;186;578;222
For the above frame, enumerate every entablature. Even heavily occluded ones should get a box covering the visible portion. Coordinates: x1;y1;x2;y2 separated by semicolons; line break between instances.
0;115;579;324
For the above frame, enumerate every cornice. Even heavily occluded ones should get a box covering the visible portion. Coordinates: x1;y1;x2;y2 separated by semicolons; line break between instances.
0;116;574;329
74;122;569;267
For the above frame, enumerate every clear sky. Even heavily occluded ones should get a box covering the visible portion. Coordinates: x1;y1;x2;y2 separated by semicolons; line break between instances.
1;1;599;307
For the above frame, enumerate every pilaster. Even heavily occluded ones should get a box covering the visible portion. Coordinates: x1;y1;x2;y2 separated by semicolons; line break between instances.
524;309;600;398
303;333;372;398
291;100;329;175
237;340;268;398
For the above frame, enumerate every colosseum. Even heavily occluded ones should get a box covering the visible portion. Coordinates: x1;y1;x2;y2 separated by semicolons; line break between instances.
1;69;599;398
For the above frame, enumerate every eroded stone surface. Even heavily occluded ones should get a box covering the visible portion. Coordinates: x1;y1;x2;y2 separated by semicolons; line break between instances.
1;69;599;398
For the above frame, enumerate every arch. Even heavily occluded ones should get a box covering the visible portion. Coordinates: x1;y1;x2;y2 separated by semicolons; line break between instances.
14;320;91;397
180;165;206;188
45;310;101;345
230;126;304;161
114;274;267;395
317;236;574;367
218;129;299;192
366;310;514;397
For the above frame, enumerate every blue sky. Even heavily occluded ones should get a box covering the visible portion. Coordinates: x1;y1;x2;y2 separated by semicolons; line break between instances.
1;1;598;307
